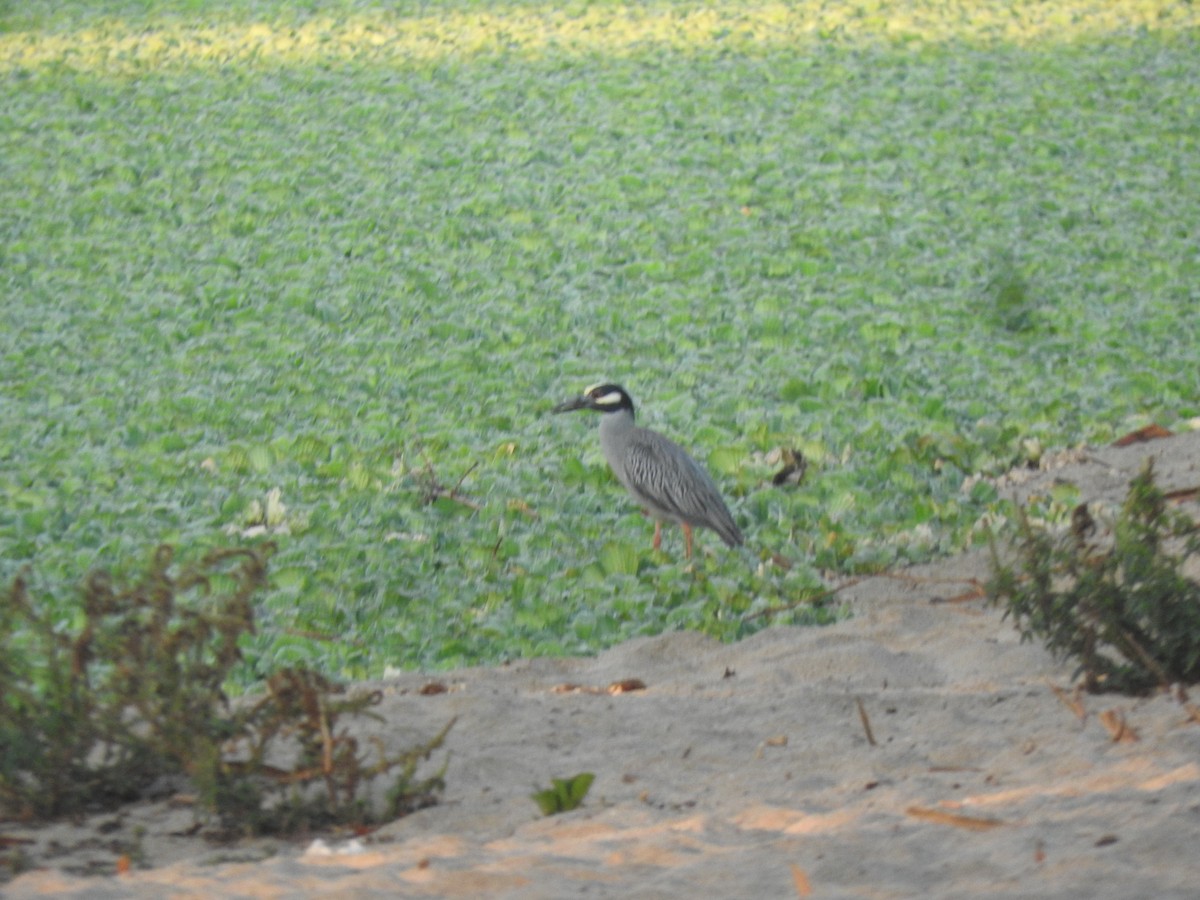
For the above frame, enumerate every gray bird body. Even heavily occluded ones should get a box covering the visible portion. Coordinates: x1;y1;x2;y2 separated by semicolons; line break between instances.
553;383;743;555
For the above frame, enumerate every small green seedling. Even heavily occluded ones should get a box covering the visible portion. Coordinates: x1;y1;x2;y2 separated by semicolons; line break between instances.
532;772;595;816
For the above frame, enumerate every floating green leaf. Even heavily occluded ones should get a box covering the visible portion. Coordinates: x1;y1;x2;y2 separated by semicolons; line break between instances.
599;541;640;576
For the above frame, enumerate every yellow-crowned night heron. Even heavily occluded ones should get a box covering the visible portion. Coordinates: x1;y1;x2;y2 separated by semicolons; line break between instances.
553;383;743;558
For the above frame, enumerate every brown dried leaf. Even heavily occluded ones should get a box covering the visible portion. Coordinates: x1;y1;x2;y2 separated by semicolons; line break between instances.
906;806;1005;831
608;679;647;694
1098;709;1139;743
790;863;813;896
1050;684;1087;721
755;734;789;758
1112;424;1172;446
771;448;807;487
943;584;988;603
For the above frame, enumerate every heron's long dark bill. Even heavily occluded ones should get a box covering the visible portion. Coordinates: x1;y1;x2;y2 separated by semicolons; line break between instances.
552;395;592;414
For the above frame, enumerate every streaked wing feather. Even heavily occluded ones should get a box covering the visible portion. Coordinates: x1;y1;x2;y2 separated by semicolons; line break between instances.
621;430;742;545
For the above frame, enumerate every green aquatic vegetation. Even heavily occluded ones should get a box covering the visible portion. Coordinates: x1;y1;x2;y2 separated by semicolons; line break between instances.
1;1;1197;679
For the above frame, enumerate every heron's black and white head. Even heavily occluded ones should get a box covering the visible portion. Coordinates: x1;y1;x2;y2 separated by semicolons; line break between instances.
552;383;636;417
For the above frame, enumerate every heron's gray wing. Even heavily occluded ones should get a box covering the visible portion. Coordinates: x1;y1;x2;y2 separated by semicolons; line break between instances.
622;430;743;546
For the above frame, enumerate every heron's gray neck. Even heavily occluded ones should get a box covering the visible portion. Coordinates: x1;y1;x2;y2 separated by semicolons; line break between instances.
597;408;635;465
598;408;635;435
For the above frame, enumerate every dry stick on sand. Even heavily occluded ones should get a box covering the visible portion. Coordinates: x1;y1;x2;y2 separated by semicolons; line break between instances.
855;697;877;746
744;572;986;623
742;578;861;623
892;573;987;604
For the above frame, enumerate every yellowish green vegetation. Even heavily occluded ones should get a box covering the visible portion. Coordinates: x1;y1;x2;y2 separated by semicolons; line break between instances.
2;2;1197;71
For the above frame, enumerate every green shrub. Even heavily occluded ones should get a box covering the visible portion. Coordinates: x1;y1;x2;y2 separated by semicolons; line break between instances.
988;461;1200;693
0;544;451;832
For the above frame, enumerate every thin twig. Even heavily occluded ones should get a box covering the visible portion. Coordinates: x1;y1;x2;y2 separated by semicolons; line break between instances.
742;578;861;622
451;461;480;496
855;697;877;746
416;453;482;510
744;569;989;624
284;627;365;646
1110;621;1173;689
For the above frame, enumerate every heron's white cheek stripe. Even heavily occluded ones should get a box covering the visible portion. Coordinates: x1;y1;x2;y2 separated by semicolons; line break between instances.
594;391;624;408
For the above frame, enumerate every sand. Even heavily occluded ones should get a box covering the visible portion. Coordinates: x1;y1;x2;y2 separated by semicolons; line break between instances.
5;430;1200;898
